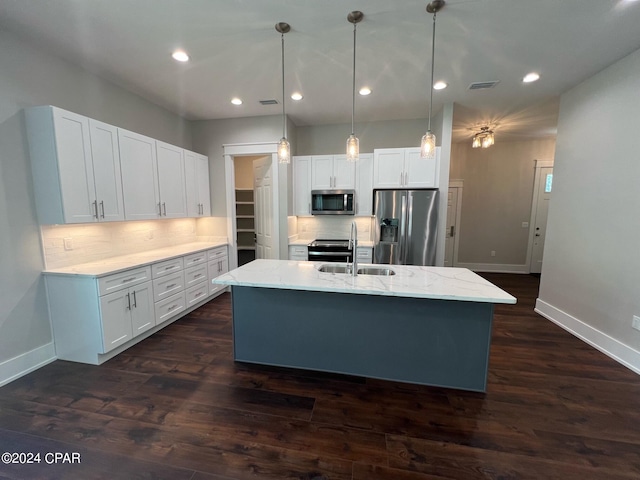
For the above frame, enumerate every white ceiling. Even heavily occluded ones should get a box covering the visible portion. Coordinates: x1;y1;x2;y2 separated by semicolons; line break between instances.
1;0;640;142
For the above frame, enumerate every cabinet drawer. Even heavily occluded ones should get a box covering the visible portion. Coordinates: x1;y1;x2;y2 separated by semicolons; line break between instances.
152;271;185;302
98;266;152;296
184;251;208;268
288;245;308;260
154;291;186;324
356;247;373;262
152;257;184;278
185;264;208;288
207;246;227;261
186;282;209;307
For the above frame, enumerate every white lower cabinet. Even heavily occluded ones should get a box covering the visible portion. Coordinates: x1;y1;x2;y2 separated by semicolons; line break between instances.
289;245;309;261
45;244;228;365
356;247;373;263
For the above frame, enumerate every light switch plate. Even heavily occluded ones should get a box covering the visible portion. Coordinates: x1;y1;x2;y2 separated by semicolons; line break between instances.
63;237;73;251
522;222;529;228
633;315;640;332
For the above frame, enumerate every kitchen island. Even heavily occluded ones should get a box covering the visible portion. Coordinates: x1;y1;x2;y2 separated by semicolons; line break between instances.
214;259;516;392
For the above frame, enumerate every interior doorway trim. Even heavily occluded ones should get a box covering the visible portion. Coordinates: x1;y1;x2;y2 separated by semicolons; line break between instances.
526;159;554;274
223;142;286;270
447;179;464;267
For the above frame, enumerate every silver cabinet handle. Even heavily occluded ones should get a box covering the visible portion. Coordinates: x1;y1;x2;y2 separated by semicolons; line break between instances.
166;283;177;289
164;265;176;271
100;201;105;219
194;273;203;279
162;202;167;216
93;200;99;219
126;292;131;310
168;304;179;311
122;277;136;283
132;290;137;308
195;291;204;298
308;202;311;214
399;172;403;186
158;202;162;216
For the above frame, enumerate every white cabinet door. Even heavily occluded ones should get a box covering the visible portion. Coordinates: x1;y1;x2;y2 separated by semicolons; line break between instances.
208;256;229;296
156;141;187;218
355;153;374;216
129;282;155;337
311;155;334;189
405;147;438;188
196;154;211;216
293;156;312;216
185;150;211;217
332;155;356;189
373;149;404;189
89;119;125;222
99;288;134;352
118;129;160;220
51;108;97;223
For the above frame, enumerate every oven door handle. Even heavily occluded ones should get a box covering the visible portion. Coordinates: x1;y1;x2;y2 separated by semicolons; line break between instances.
308;251;351;256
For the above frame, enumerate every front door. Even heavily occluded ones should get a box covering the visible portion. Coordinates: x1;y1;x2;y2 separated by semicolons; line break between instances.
529;167;553;274
253;157;274;259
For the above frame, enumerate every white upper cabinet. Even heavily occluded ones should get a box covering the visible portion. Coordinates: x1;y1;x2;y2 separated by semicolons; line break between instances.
25;106;124;224
118;129;161;220
184;150;211;217
293;156;312;216
373;147;439;189
156;141;187;218
355;153;374;216
311;155;355;190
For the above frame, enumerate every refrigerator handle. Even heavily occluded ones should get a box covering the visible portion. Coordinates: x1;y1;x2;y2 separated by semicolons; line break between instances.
399;194;407;264
405;193;414;264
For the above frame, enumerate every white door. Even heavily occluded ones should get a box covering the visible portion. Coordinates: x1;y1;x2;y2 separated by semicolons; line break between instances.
373;149;404;188
196;154;211;216
253;156;274;259
99;289;133;353
355;153;374;216
530;167;553;273
311;155;334;189
332;155;356;189
130;282;155;337
118;129;160;220
156;141;187;218
89;119;124;222
293;156;312;216
184;150;199;217
405;147;438;188
444;187;460;267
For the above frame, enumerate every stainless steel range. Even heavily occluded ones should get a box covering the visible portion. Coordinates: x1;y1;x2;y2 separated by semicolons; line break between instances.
307;239;353;263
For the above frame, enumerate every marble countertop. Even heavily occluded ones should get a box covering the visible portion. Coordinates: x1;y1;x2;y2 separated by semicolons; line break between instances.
43;241;228;277
214;259;516;304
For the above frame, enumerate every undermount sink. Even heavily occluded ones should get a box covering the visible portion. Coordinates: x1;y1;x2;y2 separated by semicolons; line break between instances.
318;264;351;274
317;264;396;276
357;267;396;276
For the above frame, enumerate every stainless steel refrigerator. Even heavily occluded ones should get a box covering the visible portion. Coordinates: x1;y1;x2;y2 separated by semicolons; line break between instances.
373;189;439;266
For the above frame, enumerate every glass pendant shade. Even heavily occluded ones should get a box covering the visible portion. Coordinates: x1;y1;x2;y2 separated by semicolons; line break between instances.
278;137;291;164
420;131;436;159
346;134;359;162
472;136;481;148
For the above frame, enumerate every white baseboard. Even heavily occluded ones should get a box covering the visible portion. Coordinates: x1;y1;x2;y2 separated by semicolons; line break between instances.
455;262;529;274
535;299;640;375
0;342;57;387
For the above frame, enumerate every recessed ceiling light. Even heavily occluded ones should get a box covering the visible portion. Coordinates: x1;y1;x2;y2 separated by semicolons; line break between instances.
433;81;448;90
291;92;303;101
231;98;243;105
359;87;372;96
523;72;540;83
171;50;190;62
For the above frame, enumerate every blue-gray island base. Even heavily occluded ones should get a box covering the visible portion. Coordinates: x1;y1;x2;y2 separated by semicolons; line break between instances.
231;285;494;392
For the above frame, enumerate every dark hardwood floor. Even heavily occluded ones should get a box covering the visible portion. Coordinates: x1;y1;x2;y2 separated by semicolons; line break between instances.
1;273;639;479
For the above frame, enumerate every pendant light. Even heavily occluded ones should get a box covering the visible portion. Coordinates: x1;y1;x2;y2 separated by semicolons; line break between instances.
420;0;445;159
472;126;495;149
276;22;291;164
346;11;363;162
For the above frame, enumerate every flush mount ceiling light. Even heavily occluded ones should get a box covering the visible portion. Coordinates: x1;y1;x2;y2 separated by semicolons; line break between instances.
433;81;448;90
523;72;540;83
472;126;495;149
291;92;303;101
359;87;372;96
275;22;292;164
231;98;243;105
346;10;364;162
420;0;445;159
171;50;190;62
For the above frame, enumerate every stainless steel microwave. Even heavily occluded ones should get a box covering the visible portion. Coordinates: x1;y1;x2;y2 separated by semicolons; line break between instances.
311;190;355;215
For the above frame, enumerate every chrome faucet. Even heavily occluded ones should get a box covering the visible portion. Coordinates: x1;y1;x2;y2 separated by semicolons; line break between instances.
348;220;358;276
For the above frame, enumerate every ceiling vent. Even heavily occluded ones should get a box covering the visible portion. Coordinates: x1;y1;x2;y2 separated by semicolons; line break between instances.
468;81;500;90
259;99;279;105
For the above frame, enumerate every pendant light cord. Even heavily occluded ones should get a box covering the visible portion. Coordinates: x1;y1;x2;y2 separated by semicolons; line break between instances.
427;11;436;132
351;22;357;136
281;32;287;139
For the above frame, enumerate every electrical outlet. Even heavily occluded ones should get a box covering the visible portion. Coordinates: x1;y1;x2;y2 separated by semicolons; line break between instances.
632;315;640;332
522;222;529;228
63;237;73;251
490;250;496;257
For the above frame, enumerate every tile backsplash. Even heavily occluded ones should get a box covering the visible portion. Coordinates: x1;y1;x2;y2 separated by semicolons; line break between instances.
295;216;374;241
41;217;227;269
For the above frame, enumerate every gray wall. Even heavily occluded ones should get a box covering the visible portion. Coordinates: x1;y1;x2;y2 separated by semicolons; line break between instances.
450;138;556;266
296;117;435;155
538;47;640;357
0;30;193;372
